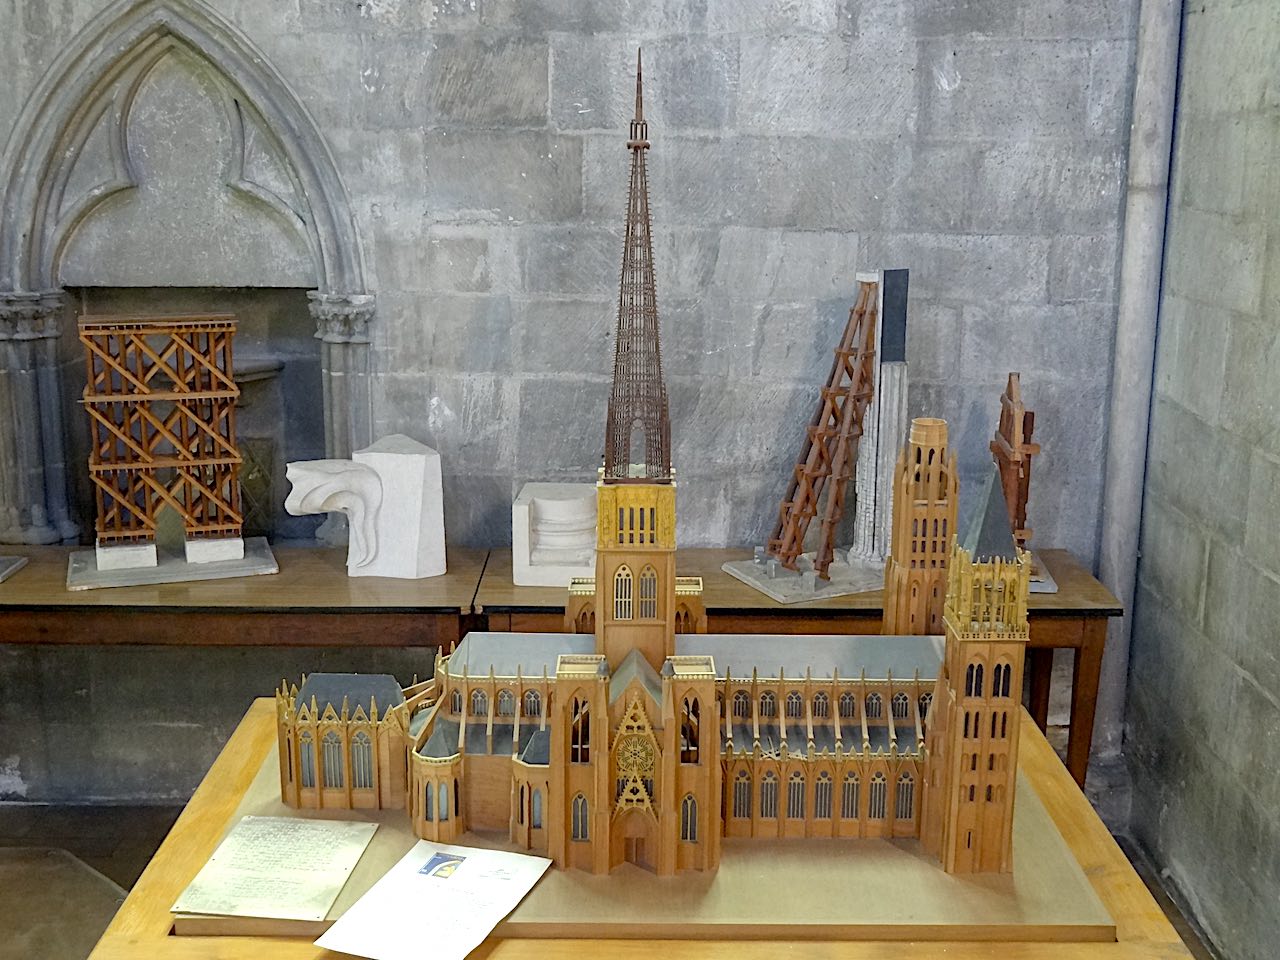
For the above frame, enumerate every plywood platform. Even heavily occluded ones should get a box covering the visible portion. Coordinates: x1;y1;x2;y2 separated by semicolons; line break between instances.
188;741;1114;943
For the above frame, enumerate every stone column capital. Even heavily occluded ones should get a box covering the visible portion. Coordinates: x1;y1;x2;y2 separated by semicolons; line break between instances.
308;291;376;344
0;289;65;340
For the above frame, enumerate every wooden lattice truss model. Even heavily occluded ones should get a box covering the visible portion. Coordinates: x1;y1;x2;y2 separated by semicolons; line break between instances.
768;279;879;579
80;314;244;557
989;373;1040;551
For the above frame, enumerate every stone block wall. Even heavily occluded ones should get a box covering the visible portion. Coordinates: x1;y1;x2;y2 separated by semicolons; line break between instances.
0;0;1137;556
1127;3;1280;959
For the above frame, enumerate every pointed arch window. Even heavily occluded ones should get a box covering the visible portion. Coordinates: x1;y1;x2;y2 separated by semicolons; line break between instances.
759;691;776;717
424;782;433;821
638;565;658;618
680;794;698;842
299;731;315;788
614;565;634;620
681;697;700;764
732;690;750;718
841;772;859;819
531;788;543;828
891;692;910;719
351;731;373;789
838;692;855;718
439;782;449;821
785;691;803;718
965;662;984;697
919;693;933;721
571;794;589;840
451;689;462;714
787;771;806;819
570;697;590;763
865;692;883;719
523;689;541;718
322;731;344;788
868;772;887;819
896;772;915;819
518;784;526;825
470;689;488;717
994;662;1012;698
733;770;752;818
815;771;833;819
497;689;515;717
760;772;779;819
813;692;829;718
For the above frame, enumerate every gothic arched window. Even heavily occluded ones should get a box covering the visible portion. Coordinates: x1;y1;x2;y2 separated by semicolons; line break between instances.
994;662;1012;698
497;689;515;717
760;772;779;819
732;690;750;718
841;772;859;819
351;731;374;789
815;771;833;819
523;690;541;718
919;693;933;721
571;794;589;840
451;689;462;714
638;565;658;618
470;689;488;717
299;732;315;788
570;697;590;763
896;772;915;820
614;565;633;620
681;697;700;764
760;691;776;717
813;692;830;718
322;731;344;788
865;692;883;719
891;692;909;719
838;692;855;718
787;771;805;819
868;772;887;819
785;691;803;718
680;794;698;842
965;661;984;697
733;770;751;818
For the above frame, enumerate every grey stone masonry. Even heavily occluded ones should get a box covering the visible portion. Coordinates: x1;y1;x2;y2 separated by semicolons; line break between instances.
1127;3;1280;960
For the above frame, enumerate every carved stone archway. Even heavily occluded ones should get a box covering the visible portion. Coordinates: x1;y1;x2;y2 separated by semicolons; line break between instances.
0;0;373;543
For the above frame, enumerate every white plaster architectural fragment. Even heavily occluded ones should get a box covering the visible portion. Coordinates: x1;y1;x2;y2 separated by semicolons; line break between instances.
95;542;159;571
286;435;446;580
513;482;597;587
0;0;375;544
185;537;245;565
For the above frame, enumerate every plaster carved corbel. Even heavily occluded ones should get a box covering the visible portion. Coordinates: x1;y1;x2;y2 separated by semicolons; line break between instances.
284;460;382;570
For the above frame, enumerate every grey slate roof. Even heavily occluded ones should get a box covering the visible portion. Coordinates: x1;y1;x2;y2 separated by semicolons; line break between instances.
519;729;551;766
610;648;663;705
962;468;1019;561
446;632;594;678
421;718;459;758
676;633;943;681
296;673;404;715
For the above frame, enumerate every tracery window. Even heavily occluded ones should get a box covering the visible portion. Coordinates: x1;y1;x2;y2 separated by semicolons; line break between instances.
760;772;779;819
838;692;855;718
841;772;859;819
497;689;515;717
815;772;833;819
733;770;751;818
570;698;590;763
813;692;829;718
919;693;933;721
470;689;488;717
351;732;374;789
785;691;803;718
638;565;658;619
451;689;462;714
322;731;344;788
524;690;542;717
896;772;914;820
571;794;589;840
299;732;315;788
614;566;633;620
760;691;776;717
868;772;887;819
965;661;984;697
787;772;806;819
680;794;698;842
865;692;883;719
994;662;1012;698
732;690;750;718
891;692;910;719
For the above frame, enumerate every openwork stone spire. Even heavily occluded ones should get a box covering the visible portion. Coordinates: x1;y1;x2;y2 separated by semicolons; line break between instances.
603;49;671;483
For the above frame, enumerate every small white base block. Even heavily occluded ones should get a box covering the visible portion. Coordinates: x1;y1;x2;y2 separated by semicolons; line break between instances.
513;482;596;587
68;537;278;591
95;542;158;571
185;537;245;565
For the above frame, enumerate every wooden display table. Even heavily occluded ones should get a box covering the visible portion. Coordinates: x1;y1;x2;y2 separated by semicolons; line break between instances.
0;544;486;648
87;698;1191;960
476;547;1121;787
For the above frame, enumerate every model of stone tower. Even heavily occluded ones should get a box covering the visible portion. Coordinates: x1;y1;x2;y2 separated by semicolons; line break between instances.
882;417;959;634
921;474;1029;873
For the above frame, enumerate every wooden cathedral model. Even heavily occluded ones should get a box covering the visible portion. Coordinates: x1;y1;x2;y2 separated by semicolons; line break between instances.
274;53;1031;879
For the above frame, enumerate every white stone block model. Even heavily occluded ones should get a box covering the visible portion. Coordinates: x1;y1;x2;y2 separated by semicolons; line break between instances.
512;482;596;587
185;537;245;565
95;542;158;570
285;435;446;579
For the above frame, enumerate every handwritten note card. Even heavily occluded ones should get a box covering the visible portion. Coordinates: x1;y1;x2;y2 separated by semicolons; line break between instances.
172;815;378;922
316;841;551;960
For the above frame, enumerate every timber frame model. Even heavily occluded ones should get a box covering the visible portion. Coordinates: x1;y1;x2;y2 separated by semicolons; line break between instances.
80;313;245;565
275;54;1030;881
990;373;1040;552
767;280;879;579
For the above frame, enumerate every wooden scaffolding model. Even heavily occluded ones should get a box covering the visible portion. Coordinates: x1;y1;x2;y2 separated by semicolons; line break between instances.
80;314;244;549
989;372;1040;551
767;279;879;579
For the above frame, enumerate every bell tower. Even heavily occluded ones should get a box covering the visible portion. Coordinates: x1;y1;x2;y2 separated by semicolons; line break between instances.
594;50;677;672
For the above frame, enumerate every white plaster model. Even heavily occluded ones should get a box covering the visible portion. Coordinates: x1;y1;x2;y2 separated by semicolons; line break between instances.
95;542;158;571
185;537;245;564
286;435;446;579
512;482;596;587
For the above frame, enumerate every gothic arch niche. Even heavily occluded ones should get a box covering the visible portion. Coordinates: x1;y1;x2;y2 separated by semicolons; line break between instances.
0;0;373;544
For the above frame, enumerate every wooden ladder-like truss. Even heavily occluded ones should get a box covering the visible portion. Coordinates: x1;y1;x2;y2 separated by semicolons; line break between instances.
80;314;243;547
767;280;879;579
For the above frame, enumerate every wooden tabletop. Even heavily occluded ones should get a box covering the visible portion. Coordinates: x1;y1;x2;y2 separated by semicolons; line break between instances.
476;547;1122;617
87;698;1190;960
0;545;487;613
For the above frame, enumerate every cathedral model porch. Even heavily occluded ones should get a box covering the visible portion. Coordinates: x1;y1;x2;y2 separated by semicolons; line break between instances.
275;52;1030;881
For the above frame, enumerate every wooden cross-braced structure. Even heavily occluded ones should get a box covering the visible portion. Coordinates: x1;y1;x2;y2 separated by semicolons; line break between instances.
80;314;243;548
767;280;879;579
989;372;1040;551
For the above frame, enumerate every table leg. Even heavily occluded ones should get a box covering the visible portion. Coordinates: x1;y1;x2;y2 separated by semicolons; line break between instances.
1066;620;1106;788
1026;648;1053;732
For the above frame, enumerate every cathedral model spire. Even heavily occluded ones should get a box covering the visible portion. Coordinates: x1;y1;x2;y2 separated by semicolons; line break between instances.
603;49;671;483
